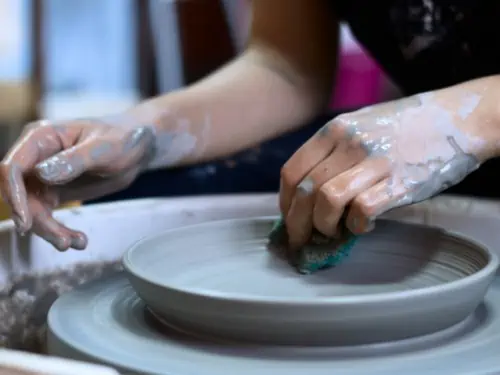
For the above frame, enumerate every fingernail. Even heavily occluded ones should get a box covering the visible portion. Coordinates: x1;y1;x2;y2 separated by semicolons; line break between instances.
71;233;87;250
297;178;314;196
36;158;72;182
46;234;70;252
13;214;27;234
56;238;71;252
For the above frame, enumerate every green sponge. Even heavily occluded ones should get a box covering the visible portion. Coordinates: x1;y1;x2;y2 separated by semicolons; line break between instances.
268;217;358;274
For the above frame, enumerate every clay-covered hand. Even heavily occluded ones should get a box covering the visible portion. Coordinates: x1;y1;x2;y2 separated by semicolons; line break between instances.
0;117;155;251
280;88;500;250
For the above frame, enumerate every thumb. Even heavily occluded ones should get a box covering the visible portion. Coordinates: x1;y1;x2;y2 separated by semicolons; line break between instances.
34;139;118;185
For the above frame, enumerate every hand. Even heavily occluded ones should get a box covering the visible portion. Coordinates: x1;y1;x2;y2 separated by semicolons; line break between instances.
0;117;155;251
280;89;500;250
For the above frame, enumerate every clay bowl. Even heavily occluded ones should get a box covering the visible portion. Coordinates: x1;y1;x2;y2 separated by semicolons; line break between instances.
122;217;498;347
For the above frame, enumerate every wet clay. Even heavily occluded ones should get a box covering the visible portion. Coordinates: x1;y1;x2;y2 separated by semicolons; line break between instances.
0;117;159;249
145;110;210;170
0;106;213;250
337;91;482;213
279;86;497;248
0;261;121;353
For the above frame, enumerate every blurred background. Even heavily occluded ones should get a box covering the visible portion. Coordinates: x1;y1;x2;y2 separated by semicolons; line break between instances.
0;0;402;159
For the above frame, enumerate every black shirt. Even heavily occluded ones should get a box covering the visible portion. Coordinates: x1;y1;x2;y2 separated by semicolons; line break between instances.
333;0;500;94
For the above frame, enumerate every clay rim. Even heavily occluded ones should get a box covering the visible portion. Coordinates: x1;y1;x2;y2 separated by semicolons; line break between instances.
122;216;499;306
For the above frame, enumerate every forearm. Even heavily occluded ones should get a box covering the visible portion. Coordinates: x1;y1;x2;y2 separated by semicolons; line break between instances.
126;49;331;170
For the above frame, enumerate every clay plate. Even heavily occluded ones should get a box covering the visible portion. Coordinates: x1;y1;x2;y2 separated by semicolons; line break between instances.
122;217;498;346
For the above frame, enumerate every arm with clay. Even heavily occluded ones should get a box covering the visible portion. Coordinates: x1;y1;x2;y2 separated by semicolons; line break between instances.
279;75;500;250
0;0;339;250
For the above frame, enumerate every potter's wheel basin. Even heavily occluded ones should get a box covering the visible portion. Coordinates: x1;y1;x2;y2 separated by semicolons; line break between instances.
122;217;498;346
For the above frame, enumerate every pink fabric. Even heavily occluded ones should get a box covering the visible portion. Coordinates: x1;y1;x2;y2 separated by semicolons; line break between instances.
236;1;383;110
330;50;383;110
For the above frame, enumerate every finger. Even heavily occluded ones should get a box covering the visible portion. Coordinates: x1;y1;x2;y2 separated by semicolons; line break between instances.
285;141;365;249
284;190;313;253
25;174;61;208
34;138;114;185
35;127;152;185
26;178;87;250
57;169;138;203
0;123;80;232
0;164;30;232
279;120;346;217
346;176;409;234
30;197;87;251
313;157;391;237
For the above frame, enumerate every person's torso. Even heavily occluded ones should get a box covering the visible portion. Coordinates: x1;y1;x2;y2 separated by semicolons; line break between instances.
332;0;500;94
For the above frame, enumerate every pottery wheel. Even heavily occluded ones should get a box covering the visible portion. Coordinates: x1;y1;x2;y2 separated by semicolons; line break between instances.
47;272;500;375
